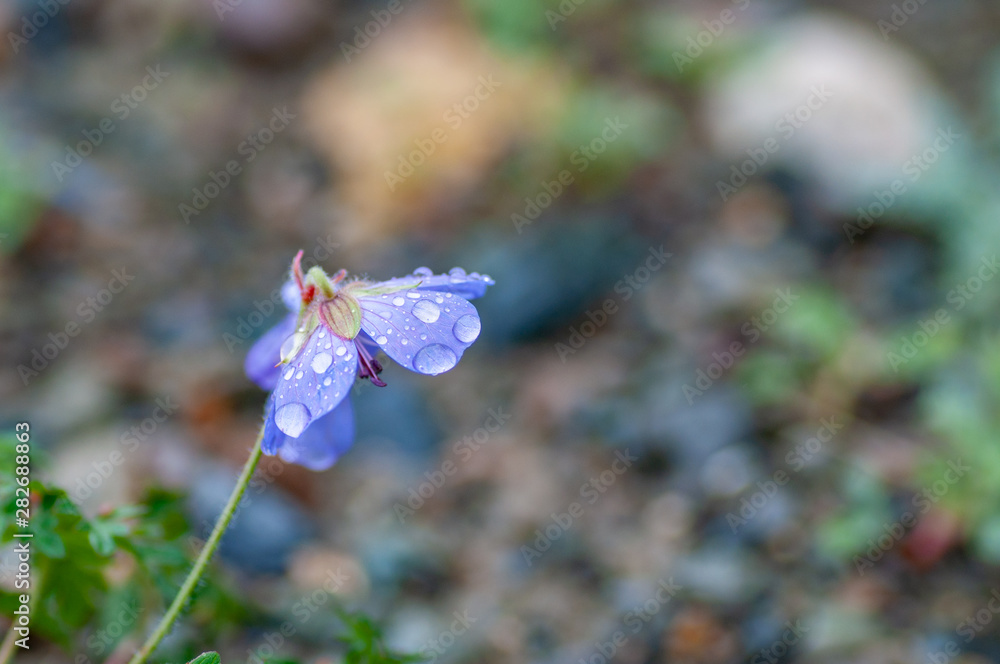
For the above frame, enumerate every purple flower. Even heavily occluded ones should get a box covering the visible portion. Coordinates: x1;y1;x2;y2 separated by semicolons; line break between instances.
245;252;493;469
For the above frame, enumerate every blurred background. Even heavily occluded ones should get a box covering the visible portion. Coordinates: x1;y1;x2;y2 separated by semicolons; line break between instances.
4;0;1000;662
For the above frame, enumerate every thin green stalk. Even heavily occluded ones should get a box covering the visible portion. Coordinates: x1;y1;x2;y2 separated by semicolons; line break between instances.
128;428;264;664
0;624;16;664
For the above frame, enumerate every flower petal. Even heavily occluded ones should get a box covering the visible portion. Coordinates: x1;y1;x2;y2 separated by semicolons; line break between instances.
270;327;358;436
368;267;494;301
357;289;482;375
281;280;300;312
262;396;355;470
245;314;297;391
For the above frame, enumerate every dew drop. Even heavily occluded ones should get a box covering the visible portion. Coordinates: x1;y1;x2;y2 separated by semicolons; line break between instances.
311;352;333;373
393;296;405;306
413;343;458;374
275;402;311;437
295;371;304;380
414;267;433;277
376;335;388;344
413;300;441;323
435;296;444;304
406;291;421;299
283;367;294;380
335;346;347;356
453;314;481;343
420;334;427;340
401;339;408;345
323;377;332;386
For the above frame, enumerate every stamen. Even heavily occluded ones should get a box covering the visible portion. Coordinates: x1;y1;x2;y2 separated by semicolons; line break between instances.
355;339;386;387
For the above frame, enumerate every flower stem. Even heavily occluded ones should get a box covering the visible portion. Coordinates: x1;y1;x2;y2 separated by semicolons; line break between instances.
128;427;264;664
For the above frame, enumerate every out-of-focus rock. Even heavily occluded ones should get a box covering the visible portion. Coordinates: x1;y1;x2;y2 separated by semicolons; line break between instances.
302;12;565;244
702;14;940;209
196;0;327;56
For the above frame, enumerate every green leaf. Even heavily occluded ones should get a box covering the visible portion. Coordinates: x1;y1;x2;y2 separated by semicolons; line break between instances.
188;652;222;664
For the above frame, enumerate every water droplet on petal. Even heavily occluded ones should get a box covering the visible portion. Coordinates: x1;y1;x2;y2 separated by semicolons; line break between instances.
335;346;347;356
295;370;304;380
413;267;433;277
453;315;481;343
420;334;427;340
323;377;332;386
413;300;441;323
413;343;458;374
311;353;333;373
376;335;388;345
406;291;421;299
275;402;311;437
435;296;444;304
393;296;405;306
401;339;408;345
283;367;294;380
